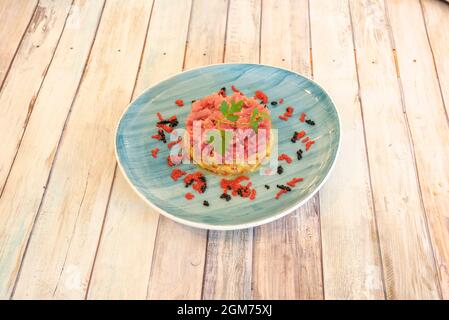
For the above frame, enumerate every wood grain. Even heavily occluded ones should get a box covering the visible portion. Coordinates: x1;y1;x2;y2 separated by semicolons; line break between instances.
12;0;153;299
202;0;260;301
0;0;73;194
386;0;449;299
0;0;104;299
147;0;229;300
0;0;38;89
309;0;385;299
0;0;447;300
252;0;324;300
349;0;440;299
87;0;192;300
421;0;449;116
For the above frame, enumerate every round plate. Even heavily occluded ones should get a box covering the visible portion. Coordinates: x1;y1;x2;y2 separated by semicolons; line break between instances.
115;64;340;230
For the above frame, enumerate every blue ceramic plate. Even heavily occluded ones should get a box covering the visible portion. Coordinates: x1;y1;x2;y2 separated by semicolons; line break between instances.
115;64;340;230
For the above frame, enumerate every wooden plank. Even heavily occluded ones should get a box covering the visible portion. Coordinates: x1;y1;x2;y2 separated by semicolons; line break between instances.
0;0;73;194
223;0;260;64
254;198;323;299
203;230;253;300
0;0;89;299
201;0;259;301
12;0;153;299
86;0;192;300
349;0;440;299
0;0;38;88
252;0;324;300
386;0;449;299
421;0;449;115
147;0;229;300
309;0;385;299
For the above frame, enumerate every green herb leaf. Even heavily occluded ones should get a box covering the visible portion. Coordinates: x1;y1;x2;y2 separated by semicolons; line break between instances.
220;100;242;123
259;110;271;120
250;108;258;122
220;101;229;115
225;114;239;122
229;100;243;114
250;121;258;133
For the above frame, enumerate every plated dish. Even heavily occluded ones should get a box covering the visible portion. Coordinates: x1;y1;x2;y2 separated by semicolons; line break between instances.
115;64;340;230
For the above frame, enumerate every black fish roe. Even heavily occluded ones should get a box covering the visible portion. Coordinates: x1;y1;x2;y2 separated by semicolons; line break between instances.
158;118;178;128
199;175;206;183
220;193;231;201
277;184;292;192
169;119;179;127
291;131;298;143
185;180;194;188
270;101;278;106
264;184;270;190
200;184;207;193
218;87;226;96
277;165;284;175
297;149;303;160
192;100;196;103
305;119;315;126
158;129;167;143
203;200;210;207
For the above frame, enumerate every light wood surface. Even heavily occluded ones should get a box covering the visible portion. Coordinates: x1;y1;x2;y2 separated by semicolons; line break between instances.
0;0;448;300
202;0;259;300
310;0;384;299
253;0;324;300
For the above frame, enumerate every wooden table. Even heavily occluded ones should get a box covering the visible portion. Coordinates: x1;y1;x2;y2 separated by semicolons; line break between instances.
0;0;448;300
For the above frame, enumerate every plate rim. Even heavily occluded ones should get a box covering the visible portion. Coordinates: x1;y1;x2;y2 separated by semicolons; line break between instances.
114;63;342;230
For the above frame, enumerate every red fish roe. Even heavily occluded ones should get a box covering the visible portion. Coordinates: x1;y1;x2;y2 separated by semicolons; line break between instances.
151;148;159;158
296;130;306;139
286;177;304;187
291;130;306;143
185;192;194;200
231;85;241;93
279;98;284;104
175;99;184;107
157;123;173;133
254;90;268;104
220;176;256;200
184;172;207;194
152;133;162;141
301;137;310;143
278;153;293;164
279;106;294;121
275;189;288;199
305;140;315;151
167;155;175;167
300;112;306;122
171;168;186;181
249;189;256;200
220;176;248;191
167;137;182;149
155;113;178;134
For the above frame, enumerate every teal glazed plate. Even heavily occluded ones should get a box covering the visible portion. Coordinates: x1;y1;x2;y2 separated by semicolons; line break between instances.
115;64;340;230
